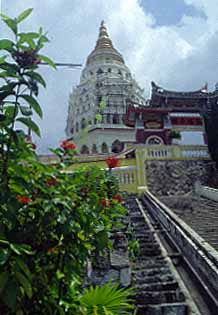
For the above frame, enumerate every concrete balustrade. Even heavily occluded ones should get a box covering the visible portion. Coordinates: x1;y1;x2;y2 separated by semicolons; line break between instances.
195;183;218;202
39;144;211;194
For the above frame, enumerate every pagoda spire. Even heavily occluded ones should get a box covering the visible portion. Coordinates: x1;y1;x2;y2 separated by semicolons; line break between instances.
95;20;113;50
86;20;125;65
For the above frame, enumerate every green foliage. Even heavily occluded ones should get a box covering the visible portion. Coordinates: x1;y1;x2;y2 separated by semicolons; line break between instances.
0;8;133;314
81;282;134;315
169;129;181;140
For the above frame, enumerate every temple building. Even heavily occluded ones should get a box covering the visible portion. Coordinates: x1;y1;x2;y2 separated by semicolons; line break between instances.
125;82;218;146
66;22;218;153
66;21;145;154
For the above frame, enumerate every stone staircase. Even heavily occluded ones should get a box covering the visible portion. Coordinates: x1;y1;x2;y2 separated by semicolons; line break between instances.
126;196;188;315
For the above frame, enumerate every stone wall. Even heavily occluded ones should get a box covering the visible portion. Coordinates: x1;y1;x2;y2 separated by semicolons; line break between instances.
145;160;218;196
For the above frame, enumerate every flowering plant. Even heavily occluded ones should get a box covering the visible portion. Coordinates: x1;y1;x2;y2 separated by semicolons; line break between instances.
0;9;128;314
105;156;120;169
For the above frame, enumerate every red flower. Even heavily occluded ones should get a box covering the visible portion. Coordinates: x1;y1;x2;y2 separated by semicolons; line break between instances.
101;198;107;207
105;156;120;169
24;136;36;150
46;178;57;187
16;195;31;204
47;247;56;254
60;140;76;150
113;194;123;203
31;143;37;150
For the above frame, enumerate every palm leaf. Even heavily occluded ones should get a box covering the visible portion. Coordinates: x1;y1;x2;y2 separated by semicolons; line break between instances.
81;282;134;315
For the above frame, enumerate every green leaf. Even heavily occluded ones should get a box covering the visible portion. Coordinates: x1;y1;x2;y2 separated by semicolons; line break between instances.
99;100;106;109
95;113;102;121
15;257;32;281
2;279;18;310
25;71;46;87
0;55;7;65
20;94;43;118
0;272;9;294
16;8;33;23
15;272;32;298
16;117;41;137
5;105;19;119
0;14;17;34
37;54;56;69
0;248;10;266
10;243;22;255
0;62;19;76
0;39;14;51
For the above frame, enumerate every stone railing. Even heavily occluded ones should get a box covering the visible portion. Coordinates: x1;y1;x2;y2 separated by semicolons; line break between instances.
144;145;209;161
112;166;138;193
195;182;218;202
39;144;211;195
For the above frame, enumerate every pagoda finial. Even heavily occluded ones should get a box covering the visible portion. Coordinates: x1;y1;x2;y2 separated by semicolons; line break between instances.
101;20;105;27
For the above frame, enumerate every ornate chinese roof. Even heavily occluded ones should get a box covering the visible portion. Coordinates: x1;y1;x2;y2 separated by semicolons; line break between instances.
86;21;125;65
151;81;209;98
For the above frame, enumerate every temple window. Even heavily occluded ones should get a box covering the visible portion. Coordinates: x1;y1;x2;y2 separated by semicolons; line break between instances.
107;114;111;124
118;70;122;76
101;142;109;154
81;118;86;129
97;68;103;75
80;145;89;154
92;144;98;154
76;122;79;132
108;68;111;73
113;114;120;124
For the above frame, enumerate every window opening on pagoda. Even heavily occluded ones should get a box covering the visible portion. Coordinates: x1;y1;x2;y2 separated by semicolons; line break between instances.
80;145;89;154
97;96;102;103
76;122;79;132
113;113;120;124
107;114;111;124
92;144;98;154
97;68;103;75
118;70;122;76
108;68;111;73
81;118;86;129
101;142;109;154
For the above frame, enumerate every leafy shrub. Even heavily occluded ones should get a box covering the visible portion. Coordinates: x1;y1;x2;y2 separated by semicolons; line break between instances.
0;9;132;314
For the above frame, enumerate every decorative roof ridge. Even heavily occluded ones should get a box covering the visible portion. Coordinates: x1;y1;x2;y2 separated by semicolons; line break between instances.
151;81;209;96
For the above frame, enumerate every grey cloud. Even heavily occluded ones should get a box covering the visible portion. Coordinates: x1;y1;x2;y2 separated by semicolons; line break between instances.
1;0;217;152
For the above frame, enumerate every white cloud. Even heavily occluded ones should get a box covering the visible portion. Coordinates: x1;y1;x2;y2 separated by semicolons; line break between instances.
1;0;218;152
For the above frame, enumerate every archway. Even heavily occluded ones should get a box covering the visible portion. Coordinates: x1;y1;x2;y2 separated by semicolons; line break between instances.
80;145;90;154
111;140;124;153
92;144;98;154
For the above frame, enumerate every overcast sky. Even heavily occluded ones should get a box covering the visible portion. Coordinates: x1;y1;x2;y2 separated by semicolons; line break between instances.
1;0;218;152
